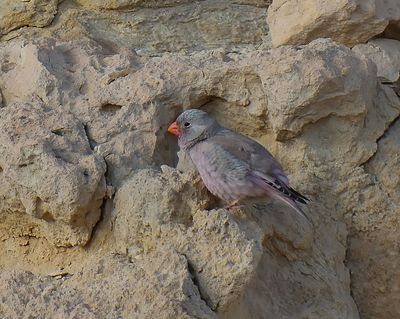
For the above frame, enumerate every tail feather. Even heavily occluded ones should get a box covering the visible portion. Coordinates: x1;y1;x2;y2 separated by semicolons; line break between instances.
249;171;312;224
269;191;313;225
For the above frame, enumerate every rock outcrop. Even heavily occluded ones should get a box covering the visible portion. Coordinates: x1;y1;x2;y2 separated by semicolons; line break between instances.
0;0;58;36
0;0;399;319
267;0;400;47
0;101;106;247
353;38;400;81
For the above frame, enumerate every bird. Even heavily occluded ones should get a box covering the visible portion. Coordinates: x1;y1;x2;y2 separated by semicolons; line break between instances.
167;109;311;222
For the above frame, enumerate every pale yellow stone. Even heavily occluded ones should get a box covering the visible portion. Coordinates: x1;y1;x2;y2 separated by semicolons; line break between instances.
0;0;58;36
267;0;388;47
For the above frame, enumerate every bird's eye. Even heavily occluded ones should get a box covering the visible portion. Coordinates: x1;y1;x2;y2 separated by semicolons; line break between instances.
184;122;191;127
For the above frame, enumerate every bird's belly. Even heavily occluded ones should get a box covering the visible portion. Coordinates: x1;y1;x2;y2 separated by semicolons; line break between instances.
198;167;235;202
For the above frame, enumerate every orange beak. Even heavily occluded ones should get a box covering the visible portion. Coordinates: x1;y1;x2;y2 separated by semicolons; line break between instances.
167;121;181;137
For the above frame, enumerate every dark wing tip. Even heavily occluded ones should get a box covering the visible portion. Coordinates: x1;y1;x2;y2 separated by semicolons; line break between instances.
273;178;310;204
288;187;310;204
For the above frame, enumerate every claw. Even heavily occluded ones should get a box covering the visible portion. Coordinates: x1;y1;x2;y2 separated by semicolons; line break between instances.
224;199;240;210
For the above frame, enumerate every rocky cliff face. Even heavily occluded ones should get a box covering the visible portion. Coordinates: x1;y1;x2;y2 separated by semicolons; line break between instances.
0;1;399;318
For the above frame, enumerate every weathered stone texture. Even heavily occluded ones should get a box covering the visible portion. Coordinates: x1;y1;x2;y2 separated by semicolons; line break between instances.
0;1;399;318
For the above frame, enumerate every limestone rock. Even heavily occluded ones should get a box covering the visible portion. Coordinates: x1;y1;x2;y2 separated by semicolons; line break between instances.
0;38;178;185
112;167;264;312
0;0;58;36
365;120;400;199
353;38;400;81
377;0;400;40
74;0;272;10
376;0;400;20
347;118;400;319
267;0;388;47
112;167;360;318
309;79;400;319
257;39;377;140
65;0;269;54
0;252;216;319
0;101;106;246
74;0;191;10
0;1;399;318
0;37;266;185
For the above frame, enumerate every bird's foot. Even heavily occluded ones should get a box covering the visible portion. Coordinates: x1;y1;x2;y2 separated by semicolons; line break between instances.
224;200;241;210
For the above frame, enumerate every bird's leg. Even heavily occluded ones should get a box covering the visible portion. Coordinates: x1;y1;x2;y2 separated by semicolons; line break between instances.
224;199;240;210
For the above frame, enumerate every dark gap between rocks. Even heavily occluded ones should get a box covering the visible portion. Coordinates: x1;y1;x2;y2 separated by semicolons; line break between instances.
360;113;400;167
185;255;215;311
100;103;123;114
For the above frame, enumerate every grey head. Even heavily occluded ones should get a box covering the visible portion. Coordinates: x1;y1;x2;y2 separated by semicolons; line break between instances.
170;109;221;150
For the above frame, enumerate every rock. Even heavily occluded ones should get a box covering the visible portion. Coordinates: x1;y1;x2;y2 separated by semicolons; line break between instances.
257;39;377;140
267;0;388;47
112;167;360;318
0;0;58;36
308;76;400;319
253;37;400;319
0;1;399;317
112;168;266;312
377;0;400;40
74;0;181;9
347;117;400;319
0;252;217;319
0;101;106;246
366;114;400;200
0;40;60;106
0;37;266;185
353;38;400;82
63;0;269;54
0;38;179;186
75;0;272;10
376;0;400;20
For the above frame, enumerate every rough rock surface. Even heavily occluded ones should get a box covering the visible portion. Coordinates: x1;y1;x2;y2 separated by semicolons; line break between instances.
0;0;58;36
267;0;400;47
256;39;377;140
0;101;106;247
0;0;399;319
0;252;216;319
110;166;357;318
55;0;269;55
378;0;400;40
113;167;264;313
347;117;400;319
353;38;400;81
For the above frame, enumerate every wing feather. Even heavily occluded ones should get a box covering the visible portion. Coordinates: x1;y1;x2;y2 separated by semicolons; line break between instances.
209;129;284;176
209;128;310;209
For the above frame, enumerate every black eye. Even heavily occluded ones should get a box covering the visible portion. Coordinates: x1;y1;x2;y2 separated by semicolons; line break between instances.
184;122;191;127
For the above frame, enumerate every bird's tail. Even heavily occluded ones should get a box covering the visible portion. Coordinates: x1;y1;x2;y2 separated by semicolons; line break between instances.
268;190;313;225
249;171;312;224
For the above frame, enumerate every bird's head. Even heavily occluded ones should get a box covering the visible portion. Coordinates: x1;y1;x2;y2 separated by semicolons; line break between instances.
168;109;219;149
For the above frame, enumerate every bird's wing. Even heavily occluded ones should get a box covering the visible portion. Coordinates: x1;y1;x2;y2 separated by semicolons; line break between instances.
209;128;310;206
210;128;286;180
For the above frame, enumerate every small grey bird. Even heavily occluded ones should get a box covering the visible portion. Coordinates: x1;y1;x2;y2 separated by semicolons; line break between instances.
168;109;310;221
